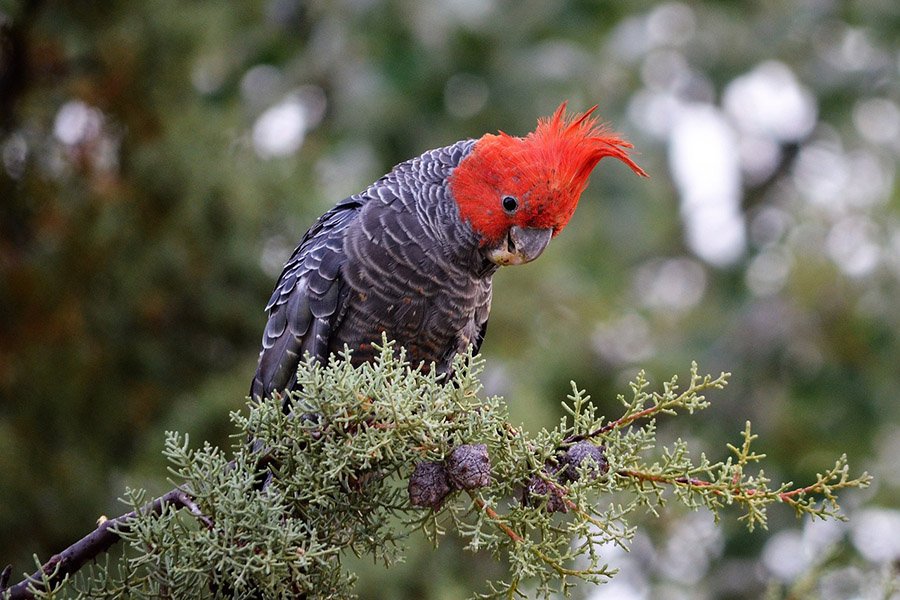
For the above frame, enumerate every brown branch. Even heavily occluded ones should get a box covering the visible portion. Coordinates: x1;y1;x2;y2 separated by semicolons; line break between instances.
467;491;523;543
778;482;823;502
617;468;716;491
562;369;729;447
1;487;208;600
616;468;781;502
563;404;664;445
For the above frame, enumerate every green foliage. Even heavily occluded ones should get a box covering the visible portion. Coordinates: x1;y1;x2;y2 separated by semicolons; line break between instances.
18;344;867;599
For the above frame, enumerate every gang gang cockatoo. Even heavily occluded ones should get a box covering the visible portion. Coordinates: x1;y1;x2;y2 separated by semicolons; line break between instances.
251;103;647;401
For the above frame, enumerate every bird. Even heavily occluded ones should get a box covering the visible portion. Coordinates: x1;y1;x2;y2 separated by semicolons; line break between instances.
250;102;646;402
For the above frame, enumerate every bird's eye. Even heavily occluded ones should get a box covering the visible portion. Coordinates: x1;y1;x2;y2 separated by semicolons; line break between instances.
501;195;519;213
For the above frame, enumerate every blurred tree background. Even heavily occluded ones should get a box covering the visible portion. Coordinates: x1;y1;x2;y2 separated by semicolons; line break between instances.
1;0;898;597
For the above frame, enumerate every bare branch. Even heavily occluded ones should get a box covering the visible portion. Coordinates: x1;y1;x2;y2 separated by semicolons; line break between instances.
2;487;207;600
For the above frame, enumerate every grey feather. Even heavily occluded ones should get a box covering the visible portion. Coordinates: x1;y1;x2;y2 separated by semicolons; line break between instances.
251;139;496;404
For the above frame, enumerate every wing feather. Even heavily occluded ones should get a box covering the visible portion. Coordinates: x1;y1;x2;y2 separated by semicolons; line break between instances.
250;198;361;401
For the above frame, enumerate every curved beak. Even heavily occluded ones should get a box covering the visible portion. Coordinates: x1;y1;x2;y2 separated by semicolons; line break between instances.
485;226;554;266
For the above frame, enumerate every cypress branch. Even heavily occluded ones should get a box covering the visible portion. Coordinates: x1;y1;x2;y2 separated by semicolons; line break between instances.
0;344;870;599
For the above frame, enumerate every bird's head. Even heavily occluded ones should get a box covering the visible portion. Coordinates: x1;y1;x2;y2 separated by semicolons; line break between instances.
450;102;647;266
